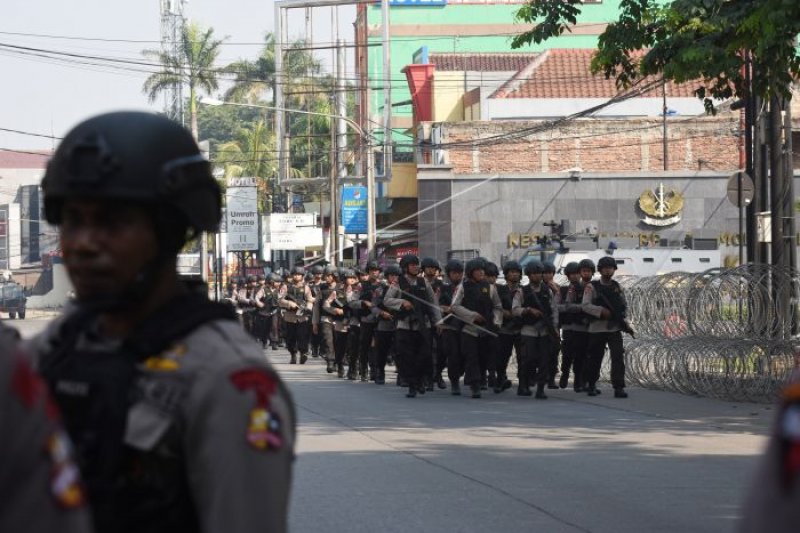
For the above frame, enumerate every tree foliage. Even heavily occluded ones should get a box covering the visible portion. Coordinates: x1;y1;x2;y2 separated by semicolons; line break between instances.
143;22;225;138
512;0;800;109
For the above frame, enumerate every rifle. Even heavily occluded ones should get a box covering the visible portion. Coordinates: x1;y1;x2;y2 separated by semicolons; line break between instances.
329;296;351;319
594;285;635;338
529;287;561;349
283;292;306;317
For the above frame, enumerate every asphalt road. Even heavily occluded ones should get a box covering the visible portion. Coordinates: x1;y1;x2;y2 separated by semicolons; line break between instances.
274;351;772;533
15;318;774;532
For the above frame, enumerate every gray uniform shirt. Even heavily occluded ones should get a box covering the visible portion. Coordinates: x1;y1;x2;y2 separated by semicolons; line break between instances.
558;281;590;332
450;283;503;337
279;282;315;324
383;275;442;331
582;279;626;333
512;282;558;337
28;310;297;533
0;343;93;533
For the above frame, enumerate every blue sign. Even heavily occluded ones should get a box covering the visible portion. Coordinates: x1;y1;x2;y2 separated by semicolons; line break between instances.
341;186;368;235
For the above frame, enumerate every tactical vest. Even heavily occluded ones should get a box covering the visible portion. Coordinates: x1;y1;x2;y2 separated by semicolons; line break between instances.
460;280;494;325
397;276;429;325
558;283;585;326
438;283;456;307
591;280;626;320
259;287;278;314
38;292;238;533
496;283;522;329
358;281;381;318
287;283;307;304
521;284;551;326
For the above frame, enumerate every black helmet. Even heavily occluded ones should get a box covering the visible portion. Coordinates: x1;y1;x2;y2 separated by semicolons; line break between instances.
578;258;596;273
257;274;266;282
524;260;544;276
563;261;580;275
421;257;440;270
269;273;282;283
597;256;617;271
323;265;337;276
311;265;323;275
502;260;522;276
542;261;556;274
399;255;419;270
484;262;500;278
444;258;464;274
43;111;220;238
341;268;357;279
465;257;487;277
291;266;305;276
366;260;380;271
246;275;257;283
384;264;402;277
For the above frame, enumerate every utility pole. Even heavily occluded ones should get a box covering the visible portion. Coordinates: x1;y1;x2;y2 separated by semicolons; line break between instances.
381;0;392;184
662;80;668;171
159;0;186;123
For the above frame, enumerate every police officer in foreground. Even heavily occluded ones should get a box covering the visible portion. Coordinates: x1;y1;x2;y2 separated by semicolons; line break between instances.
1;331;93;533
30;111;296;533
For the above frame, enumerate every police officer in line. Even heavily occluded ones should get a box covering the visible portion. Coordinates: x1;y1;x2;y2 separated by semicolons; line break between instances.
241;275;259;336
383;255;442;398
279;266;314;365
437;259;464;395
582;256;630;398
313;265;339;374
344;269;365;380
30;111;295;533
450;258;503;399
321;270;353;378
255;273;282;350
542;261;562;389
557;261;591;391
308;265;325;358
1;333;93;533
421;257;447;390
494;260;523;394
373;264;400;385
482;261;503;390
512;260;557;399
356;261;383;382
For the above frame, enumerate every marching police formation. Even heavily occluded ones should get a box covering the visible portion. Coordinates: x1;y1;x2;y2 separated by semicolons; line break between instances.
229;254;634;401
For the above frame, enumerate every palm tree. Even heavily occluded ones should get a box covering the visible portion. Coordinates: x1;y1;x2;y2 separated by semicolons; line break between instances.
143;22;225;139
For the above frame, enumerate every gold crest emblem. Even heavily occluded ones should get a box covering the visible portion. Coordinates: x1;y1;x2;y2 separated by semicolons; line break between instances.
639;183;684;227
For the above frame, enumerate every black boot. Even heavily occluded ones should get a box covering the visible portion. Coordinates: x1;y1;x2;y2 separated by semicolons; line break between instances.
436;375;447;389
547;379;559;390
271;343;278;351
451;380;461;396
406;386;417;398
300;353;308;365
487;371;497;389
535;383;548;399
326;359;335;373
289;353;297;364
471;384;482;399
559;374;569;389
517;381;532;396
425;377;434;392
376;371;385;385
614;387;629;398
587;384;599;396
360;363;369;382
338;364;346;378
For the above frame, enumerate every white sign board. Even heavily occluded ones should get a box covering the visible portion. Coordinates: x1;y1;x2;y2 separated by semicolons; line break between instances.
268;213;323;250
226;185;259;251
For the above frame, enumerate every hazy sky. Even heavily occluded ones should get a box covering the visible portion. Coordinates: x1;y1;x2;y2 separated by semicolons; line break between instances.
0;0;355;151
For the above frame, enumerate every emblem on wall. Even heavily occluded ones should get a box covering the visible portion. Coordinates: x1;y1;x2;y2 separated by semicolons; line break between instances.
639;183;684;227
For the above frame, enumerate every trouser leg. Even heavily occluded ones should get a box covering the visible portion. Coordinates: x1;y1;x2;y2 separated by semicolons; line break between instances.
570;330;588;390
285;322;298;355
358;322;376;378
442;329;462;383
585;332;608;388
418;328;433;388
461;333;482;388
269;314;280;346
532;336;552;387
347;325;361;375
296;321;310;355
322;323;335;362
518;336;533;391
334;329;349;366
608;331;626;389
374;330;394;382
396;330;421;389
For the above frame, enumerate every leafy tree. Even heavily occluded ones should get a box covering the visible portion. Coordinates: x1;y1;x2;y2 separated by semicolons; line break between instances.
143;22;225;138
512;0;800;108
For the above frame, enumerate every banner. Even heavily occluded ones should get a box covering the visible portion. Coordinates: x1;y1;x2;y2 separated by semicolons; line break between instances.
341;186;368;235
226;180;259;252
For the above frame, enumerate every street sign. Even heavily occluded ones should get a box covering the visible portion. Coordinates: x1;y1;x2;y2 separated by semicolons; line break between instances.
341;186;368;234
226;183;259;252
727;171;755;207
268;213;323;250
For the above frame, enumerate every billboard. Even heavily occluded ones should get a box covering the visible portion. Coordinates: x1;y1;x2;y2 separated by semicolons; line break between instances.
341;186;368;235
268;213;323;250
226;177;259;252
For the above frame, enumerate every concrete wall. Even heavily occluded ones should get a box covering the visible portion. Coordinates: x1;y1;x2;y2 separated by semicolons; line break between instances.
416;170;799;266
27;263;73;309
433;71;465;121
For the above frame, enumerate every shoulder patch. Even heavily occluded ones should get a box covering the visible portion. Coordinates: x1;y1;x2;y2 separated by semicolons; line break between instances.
142;343;187;372
230;368;283;452
46;430;85;509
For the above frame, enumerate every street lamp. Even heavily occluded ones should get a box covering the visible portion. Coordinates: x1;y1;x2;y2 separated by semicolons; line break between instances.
198;96;378;258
